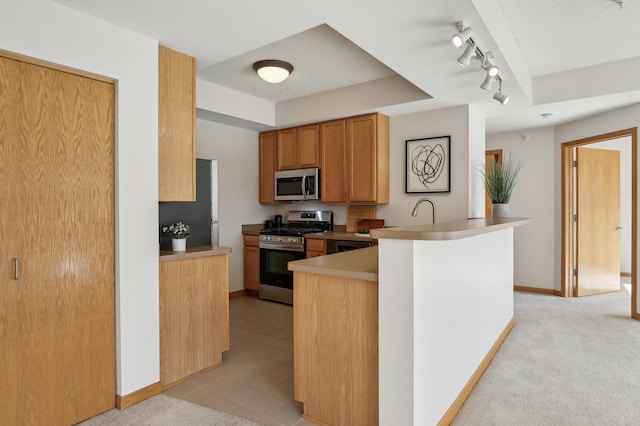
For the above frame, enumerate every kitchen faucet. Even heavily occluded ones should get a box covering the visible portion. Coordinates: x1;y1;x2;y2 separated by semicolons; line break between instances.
411;198;436;223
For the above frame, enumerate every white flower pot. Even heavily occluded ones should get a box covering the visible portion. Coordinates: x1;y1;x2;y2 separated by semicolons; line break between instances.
172;238;186;252
492;203;509;218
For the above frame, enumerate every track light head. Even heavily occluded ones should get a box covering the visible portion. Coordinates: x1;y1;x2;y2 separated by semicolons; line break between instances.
480;74;495;90
482;53;499;77
452;23;473;48
457;42;477;66
493;90;509;105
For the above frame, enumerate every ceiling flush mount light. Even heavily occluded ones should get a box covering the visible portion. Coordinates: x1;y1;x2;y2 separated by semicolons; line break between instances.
450;21;509;105
252;59;294;83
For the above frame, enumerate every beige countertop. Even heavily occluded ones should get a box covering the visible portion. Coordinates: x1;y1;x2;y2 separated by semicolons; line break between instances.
160;245;232;262
242;223;377;242
369;217;531;241
305;231;377;242
288;246;378;282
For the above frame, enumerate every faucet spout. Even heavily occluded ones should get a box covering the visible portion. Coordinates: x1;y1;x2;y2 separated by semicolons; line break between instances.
411;198;436;223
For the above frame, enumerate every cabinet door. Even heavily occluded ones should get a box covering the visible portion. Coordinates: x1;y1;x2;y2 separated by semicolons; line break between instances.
158;45;196;201
244;235;260;292
259;131;277;204
160;255;230;387
347;114;377;202
346;113;389;203
297;124;320;168
306;238;326;258
277;127;298;170
320;119;347;202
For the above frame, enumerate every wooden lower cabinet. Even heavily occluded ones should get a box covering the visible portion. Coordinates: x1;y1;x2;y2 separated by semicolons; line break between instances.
294;271;378;425
160;253;230;387
305;237;326;258
244;235;260;294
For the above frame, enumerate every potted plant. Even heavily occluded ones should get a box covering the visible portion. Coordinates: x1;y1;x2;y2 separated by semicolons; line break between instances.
482;155;521;218
162;221;192;252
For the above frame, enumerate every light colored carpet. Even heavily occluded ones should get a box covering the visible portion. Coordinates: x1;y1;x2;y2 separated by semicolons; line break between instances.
453;286;640;425
79;394;260;426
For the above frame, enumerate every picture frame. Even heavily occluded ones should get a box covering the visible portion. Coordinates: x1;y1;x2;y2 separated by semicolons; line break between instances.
405;136;451;193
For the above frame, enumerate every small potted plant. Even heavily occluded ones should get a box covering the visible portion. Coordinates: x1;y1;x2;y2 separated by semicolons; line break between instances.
482;154;521;218
162;221;191;252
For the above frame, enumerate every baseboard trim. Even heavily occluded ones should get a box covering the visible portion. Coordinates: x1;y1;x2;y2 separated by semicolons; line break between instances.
621;271;632;277
116;381;163;410
229;289;247;299
514;285;555;295
553;290;564;297
162;360;223;390
437;317;516;426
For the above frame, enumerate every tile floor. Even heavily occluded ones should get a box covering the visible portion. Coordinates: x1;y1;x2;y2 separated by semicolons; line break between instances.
163;296;313;426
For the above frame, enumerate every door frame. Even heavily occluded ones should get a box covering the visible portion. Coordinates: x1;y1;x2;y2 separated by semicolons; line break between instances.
561;128;638;319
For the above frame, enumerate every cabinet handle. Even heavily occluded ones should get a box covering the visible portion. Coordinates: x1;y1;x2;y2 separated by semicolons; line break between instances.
13;258;19;280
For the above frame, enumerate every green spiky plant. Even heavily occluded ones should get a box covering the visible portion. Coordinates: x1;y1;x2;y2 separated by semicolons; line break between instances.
482;155;522;204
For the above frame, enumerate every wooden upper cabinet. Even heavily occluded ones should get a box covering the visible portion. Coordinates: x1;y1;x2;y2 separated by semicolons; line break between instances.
259;113;388;204
297;124;320;168
277;124;320;170
277;128;298;170
320;119;347;203
259;131;277;204
158;45;196;202
346;113;389;203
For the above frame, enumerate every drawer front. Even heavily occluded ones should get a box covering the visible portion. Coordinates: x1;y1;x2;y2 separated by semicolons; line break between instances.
306;238;326;253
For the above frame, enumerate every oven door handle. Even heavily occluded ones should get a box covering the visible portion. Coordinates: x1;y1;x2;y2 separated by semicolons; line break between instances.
259;242;305;252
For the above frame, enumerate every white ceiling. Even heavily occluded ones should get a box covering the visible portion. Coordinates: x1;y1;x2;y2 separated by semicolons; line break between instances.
53;0;640;133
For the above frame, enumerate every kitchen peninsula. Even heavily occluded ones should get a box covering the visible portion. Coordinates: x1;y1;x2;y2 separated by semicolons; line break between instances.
289;217;530;426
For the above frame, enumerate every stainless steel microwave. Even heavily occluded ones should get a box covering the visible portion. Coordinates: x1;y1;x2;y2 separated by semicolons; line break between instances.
274;168;320;201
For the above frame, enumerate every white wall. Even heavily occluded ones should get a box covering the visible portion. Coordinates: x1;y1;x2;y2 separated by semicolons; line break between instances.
555;105;640;308
588;137;632;274
1;0;160;396
379;105;475;226
195;119;274;292
486;127;556;290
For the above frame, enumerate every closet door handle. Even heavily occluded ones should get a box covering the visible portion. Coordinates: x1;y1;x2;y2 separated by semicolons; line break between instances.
13;258;19;280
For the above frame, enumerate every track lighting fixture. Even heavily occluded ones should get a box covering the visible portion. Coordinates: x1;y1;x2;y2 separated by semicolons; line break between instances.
450;21;509;105
482;53;499;77
480;74;495;91
493;80;509;105
451;23;473;48
457;42;477;66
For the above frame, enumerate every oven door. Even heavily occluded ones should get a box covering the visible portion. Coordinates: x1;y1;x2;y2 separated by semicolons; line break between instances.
259;247;305;291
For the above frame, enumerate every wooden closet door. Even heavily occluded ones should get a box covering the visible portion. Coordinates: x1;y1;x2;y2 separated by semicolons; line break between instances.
0;57;115;425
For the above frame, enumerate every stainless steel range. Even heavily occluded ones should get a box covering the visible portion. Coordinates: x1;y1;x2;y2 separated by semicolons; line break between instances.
259;210;333;304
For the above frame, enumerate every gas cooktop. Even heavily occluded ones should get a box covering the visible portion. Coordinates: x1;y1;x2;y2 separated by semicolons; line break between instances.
260;210;333;237
260;227;327;237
